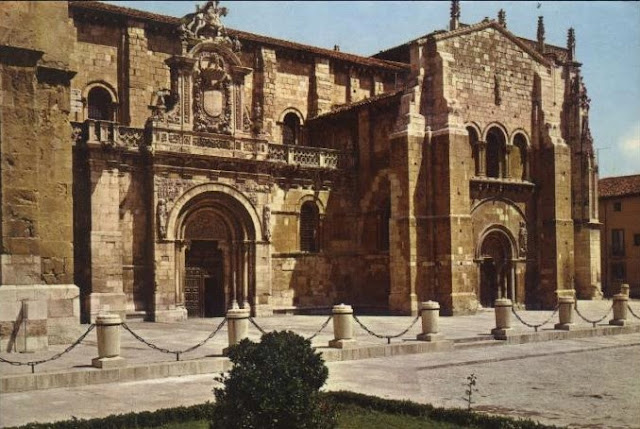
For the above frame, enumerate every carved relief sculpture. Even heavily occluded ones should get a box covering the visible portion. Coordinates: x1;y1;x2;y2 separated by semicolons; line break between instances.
263;205;272;242
518;221;528;256
157;198;168;239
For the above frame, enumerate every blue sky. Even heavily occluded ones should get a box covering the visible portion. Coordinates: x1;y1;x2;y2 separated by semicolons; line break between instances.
109;1;640;178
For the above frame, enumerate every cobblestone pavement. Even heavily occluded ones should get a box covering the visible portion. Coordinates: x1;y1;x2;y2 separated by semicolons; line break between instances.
1;332;639;428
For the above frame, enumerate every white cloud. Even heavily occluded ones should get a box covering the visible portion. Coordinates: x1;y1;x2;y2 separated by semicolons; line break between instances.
620;123;640;156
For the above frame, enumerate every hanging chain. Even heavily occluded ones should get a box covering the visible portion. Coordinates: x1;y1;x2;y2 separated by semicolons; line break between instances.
627;304;640;320
122;317;227;360
305;315;333;341
352;314;421;344
511;305;559;332
573;303;613;327
0;324;95;373
248;317;267;335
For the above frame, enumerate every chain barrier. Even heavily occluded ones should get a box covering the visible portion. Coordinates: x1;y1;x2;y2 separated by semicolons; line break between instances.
248;317;268;335
627;304;640;320
122;317;227;361
510;305;558;332
352;314;421;344
305;315;333;341
573;302;613;327
0;324;95;373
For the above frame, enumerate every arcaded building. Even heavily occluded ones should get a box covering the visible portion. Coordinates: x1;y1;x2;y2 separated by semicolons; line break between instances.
0;1;601;349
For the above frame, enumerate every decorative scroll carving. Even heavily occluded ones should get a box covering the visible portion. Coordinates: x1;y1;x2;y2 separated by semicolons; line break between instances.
262;205;272;242
157;198;168;239
193;52;233;134
184;210;229;240
518;221;528;256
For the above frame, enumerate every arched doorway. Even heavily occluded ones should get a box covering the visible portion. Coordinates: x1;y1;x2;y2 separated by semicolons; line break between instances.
478;229;515;307
174;191;257;317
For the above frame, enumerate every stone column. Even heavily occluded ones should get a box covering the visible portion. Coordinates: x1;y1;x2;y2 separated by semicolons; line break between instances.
230;242;238;309
328;304;356;348
609;294;629;326
224;307;250;354
504;145;512;178
242;242;250;311
491;298;513;339
417;301;443;341
92;313;125;368
554;296;575;330
477;141;487;177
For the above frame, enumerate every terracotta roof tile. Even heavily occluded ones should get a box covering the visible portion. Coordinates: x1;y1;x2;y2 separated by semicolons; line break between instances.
68;1;410;72
309;89;403;120
599;175;640;198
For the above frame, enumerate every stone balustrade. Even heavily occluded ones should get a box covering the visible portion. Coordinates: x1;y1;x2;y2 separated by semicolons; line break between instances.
73;120;350;170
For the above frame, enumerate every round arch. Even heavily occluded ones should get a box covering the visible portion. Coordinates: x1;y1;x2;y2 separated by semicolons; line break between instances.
278;107;306;125
166;182;263;242
465;122;482;141
482;122;509;142
510;129;531;147
470;196;527;222
476;226;518;306
298;194;325;215
83;81;118;103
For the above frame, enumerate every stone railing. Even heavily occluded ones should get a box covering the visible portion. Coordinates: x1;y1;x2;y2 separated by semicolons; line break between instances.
267;144;348;169
74;120;351;170
72;120;144;149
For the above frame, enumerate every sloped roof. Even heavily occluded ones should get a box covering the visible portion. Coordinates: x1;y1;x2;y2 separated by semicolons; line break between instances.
375;20;569;67
68;1;410;73
599;175;640;199
309;89;404;121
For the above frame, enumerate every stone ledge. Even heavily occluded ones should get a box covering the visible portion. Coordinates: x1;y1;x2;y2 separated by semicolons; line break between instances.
0;357;232;394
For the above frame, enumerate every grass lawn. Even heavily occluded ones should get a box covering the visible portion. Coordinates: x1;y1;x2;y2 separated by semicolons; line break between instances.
152;403;471;429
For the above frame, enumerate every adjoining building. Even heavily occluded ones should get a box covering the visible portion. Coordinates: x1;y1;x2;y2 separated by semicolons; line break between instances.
0;1;601;350
599;175;640;298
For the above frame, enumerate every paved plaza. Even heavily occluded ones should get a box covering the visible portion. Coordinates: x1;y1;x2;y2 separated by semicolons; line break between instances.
1;300;640;427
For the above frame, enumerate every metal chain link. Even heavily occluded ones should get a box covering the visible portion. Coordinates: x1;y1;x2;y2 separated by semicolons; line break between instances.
248;317;267;335
511;305;559;332
0;324;95;373
352;314;421;344
627;304;640;320
573;303;613;327
122;318;227;361
305;315;333;341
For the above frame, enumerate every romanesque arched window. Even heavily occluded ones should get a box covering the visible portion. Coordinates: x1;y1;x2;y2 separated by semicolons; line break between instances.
282;112;301;145
513;133;529;180
87;86;115;121
486;127;507;178
300;201;320;252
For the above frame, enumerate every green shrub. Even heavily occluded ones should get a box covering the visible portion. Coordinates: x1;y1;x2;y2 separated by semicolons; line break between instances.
210;330;336;429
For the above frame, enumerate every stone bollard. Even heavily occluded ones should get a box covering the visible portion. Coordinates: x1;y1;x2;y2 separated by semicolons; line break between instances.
224;308;250;355
609;294;629;326
620;283;630;297
491;298;513;339
92;313;125;368
554;296;575;330
417;301;444;342
328;304;356;348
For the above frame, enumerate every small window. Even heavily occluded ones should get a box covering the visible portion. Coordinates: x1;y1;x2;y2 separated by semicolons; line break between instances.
611;229;625;256
300;201;319;252
634;233;640;246
613;202;622;212
611;262;626;281
282;112;301;145
87;86;115;121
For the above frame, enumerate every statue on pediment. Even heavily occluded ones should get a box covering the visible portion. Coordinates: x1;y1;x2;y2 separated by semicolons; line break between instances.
180;0;229;41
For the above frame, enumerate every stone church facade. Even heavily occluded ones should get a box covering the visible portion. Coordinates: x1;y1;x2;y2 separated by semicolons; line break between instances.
0;1;601;349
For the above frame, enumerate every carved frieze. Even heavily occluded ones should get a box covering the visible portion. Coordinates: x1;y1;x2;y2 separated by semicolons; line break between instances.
155;176;195;213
